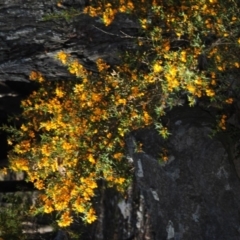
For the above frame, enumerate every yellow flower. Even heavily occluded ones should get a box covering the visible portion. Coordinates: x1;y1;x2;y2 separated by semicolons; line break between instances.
168;66;177;78
205;88;215;97
194;78;202;85
195;90;202;98
113;152;123;160
74;84;84;94
96;58;110;72
219;115;227;130
168;79;179;89
143;111;152;125
119;5;126;12
103;7;115;26
115;177;125;184
225;98;233;104
35;180;45;190
180;51;187;62
29;71;44;82
41;144;51;157
163;40;170;52
73;197;85;213
85;208;97;224
13;158;29;171
131;73;137;81
118;127;125;137
153;62;163;73
42;121;57;131
38;75;44;83
91;93;102;102
88;154;96;164
209;0;217;3
162;156;168;162
57;51;68;65
234;62;239;68
127;1;134;10
84;6;99;17
29;71;38;80
93;107;102;116
117;98;127;105
55;87;64;98
62;141;72;151
186;84;196;94
217;66;223;71
20;124;28;131
58;211;73;227
87;180;97;189
140;19;148;29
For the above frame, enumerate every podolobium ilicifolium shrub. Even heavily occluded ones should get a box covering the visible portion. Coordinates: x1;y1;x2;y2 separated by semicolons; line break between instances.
3;0;240;227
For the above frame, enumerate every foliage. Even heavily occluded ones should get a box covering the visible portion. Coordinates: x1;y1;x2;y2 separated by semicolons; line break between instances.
0;193;29;240
3;0;240;228
42;7;83;22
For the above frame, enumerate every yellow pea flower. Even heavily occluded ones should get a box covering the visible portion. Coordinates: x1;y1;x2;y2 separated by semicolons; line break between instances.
88;154;96;164
55;87;64;98
205;89;215;97
153;62;163;73
58;211;73;227
85;208;97;224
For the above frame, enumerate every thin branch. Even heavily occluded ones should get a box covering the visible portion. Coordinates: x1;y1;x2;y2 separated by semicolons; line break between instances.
92;25;145;40
92;25;124;38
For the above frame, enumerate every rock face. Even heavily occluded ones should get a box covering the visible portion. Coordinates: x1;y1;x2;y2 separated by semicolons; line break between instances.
128;107;240;240
0;0;138;82
1;1;240;240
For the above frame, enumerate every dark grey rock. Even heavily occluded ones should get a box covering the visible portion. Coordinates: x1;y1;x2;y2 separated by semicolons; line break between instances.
127;107;240;240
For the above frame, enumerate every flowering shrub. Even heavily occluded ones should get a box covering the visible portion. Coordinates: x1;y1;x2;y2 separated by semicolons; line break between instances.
3;0;240;227
6;63;131;226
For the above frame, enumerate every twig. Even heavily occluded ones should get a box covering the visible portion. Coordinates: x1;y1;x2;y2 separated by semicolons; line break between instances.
92;25;124;38
92;25;145;40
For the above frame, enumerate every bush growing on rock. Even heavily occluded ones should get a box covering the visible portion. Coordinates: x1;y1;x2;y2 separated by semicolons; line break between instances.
3;0;240;227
